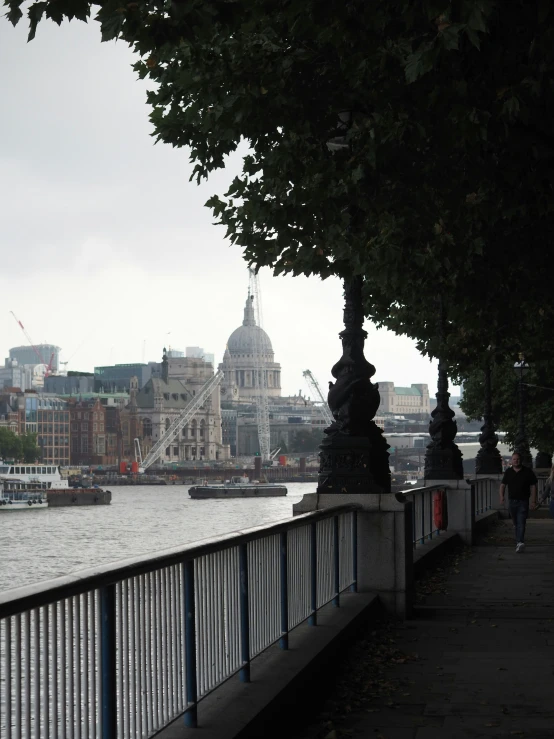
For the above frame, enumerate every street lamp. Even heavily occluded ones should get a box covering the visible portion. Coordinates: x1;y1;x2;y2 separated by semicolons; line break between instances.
513;358;532;468
474;362;502;475
316;112;391;495
423;299;463;481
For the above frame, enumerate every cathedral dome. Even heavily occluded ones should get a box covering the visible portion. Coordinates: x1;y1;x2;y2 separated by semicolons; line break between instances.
227;295;273;355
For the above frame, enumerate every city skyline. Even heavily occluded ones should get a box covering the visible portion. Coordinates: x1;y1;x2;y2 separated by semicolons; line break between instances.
0;18;455;400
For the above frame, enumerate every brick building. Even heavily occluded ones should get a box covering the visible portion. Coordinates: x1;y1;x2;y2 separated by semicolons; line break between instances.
69;397;109;467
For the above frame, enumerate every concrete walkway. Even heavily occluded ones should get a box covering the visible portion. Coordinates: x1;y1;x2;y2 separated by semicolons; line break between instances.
292;516;554;739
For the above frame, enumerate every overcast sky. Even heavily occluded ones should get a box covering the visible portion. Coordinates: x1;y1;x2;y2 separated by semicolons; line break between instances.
0;16;451;400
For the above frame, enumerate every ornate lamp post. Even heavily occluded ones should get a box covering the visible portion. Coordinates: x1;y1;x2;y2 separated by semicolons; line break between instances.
424;358;464;480
317;277;391;494
316;111;390;494
513;359;532;468
424;302;463;480
475;363;502;474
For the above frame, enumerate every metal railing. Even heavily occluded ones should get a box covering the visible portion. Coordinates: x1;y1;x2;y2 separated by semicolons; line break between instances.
473;477;494;516
399;485;447;547
0;506;357;738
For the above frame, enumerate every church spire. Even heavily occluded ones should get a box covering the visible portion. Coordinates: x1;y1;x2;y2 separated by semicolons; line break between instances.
161;347;169;383
243;293;256;327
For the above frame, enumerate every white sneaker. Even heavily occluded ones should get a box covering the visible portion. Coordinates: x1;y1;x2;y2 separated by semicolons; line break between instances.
516;542;525;553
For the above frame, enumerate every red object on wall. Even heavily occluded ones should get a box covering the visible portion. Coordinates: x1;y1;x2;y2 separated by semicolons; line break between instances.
278;455;287;466
433;490;447;530
119;461;128;475
130;461;139;474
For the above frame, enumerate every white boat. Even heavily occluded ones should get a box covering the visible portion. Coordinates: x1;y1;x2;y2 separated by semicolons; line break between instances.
0;479;48;511
0;462;69;489
189;476;287;499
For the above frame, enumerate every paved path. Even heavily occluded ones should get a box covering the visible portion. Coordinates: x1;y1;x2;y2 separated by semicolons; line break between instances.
293;517;554;739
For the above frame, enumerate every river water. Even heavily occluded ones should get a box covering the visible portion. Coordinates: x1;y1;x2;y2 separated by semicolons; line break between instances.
0;484;312;593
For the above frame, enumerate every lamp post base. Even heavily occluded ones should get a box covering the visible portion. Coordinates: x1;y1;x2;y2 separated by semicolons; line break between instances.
317;434;390;495
424;444;464;481
475;447;503;475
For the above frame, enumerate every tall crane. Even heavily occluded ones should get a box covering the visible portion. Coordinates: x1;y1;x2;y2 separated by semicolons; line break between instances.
303;369;334;426
9;311;53;375
136;370;224;472
248;269;271;462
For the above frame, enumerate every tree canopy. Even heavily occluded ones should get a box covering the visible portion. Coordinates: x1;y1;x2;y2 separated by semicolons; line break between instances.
5;0;554;364
459;360;554;454
0;429;40;462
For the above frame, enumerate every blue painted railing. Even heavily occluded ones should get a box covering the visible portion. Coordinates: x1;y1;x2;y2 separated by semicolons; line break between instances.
0;506;357;738
399;484;447;547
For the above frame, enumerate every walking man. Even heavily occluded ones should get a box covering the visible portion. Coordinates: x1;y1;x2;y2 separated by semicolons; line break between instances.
499;452;538;552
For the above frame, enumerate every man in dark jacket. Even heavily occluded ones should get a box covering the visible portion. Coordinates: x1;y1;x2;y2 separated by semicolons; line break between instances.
499;452;538;552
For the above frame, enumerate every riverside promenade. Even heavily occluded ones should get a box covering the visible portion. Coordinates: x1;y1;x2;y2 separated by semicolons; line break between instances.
292;516;554;739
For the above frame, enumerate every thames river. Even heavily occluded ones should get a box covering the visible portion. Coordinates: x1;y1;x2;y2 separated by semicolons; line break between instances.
0;484;311;593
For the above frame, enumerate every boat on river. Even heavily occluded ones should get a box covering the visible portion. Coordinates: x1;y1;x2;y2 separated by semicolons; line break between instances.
0;479;48;510
189;476;287;499
0;461;110;506
0;462;69;489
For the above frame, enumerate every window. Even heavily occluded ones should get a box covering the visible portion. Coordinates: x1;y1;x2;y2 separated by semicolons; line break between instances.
81;437;88;453
15;467;20;474
165;447;170;456
173;446;178;455
93;423;97;433
81;423;88;432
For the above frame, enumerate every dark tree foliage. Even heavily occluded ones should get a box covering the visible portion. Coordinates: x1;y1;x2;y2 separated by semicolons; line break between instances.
5;0;554;364
289;429;324;453
458;360;554;454
0;429;40;462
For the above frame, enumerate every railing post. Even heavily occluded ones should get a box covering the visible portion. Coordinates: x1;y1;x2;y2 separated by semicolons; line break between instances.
420;494;425;545
350;511;358;593
333;516;340;606
428;489;433;540
411;494;416;548
239;543;251;681
100;585;117;739
183;560;198;728
308;521;317;625
279;531;288;649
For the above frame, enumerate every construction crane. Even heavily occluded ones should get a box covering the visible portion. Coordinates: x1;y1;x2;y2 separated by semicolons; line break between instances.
248;269;271;462
9;311;53;376
303;369;334;426
136;370;224;472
